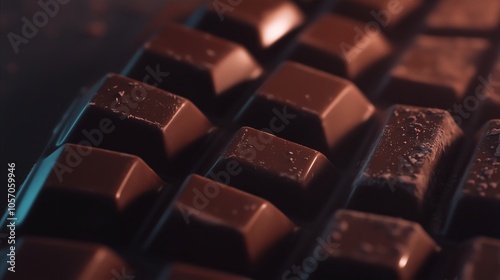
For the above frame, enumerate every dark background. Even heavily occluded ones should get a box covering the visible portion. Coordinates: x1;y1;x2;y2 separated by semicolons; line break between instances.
0;0;204;209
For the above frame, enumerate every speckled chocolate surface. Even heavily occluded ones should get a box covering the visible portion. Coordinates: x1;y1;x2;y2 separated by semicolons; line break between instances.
2;0;500;279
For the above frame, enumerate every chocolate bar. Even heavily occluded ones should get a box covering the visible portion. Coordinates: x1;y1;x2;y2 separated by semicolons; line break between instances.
237;61;374;156
3;0;500;279
314;210;439;280
444;120;500;239
348;105;463;221
196;0;305;53
291;14;391;79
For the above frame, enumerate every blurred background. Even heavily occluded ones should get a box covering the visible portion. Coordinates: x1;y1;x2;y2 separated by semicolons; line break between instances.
0;0;205;199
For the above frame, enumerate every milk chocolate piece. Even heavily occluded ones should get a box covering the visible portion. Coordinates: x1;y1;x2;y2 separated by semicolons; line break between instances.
67;74;213;173
125;23;262;108
22;144;164;242
291;14;391;79
314;210;439;280
148;174;295;272
349;105;463;221
444;120;500;239
1;237;133;280
382;36;489;109
334;0;423;30
445;237;500;280
206;127;338;218
164;263;251;280
237;61;374;154
426;0;500;37
197;0;304;52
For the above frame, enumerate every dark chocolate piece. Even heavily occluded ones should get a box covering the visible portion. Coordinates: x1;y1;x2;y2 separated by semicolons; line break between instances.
348;105;463;221
206;126;338;218
444;120;500;239
425;0;500;37
125;23;262;108
164;263;251;279
197;0;304;52
67;74;213;173
1;237;133;280
237;61;374;155
147;174;295;273
445;237;500;280
290;14;391;79
313;210;439;280
334;0;423;30
22;144;164;243
382;35;489;109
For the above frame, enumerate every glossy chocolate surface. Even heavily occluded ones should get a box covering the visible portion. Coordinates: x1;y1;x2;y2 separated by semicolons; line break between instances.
382;36;489;109
67;74;213;174
349;105;463;221
291;14;391;79
22;144;164;243
206;126;338;219
315;210;439;280
147;174;295;273
5;0;500;279
126;23;261;110
197;0;304;52
445;120;500;239
237;61;374;155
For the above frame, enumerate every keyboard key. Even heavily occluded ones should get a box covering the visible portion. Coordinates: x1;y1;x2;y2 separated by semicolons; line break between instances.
237;61;374;154
1;237;133;280
67;74;213;174
197;0;304;53
163;263;250;280
147;174;295;273
206;126;338;219
291;14;391;79
444;120;500;239
348;105;463;221
22;144;164;242
125;23;262;110
313;210;439;280
445;237;500;280
382;35;489;109
334;0;423;31
425;0;500;37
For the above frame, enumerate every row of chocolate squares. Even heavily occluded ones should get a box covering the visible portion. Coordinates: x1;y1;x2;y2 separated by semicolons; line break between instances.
4;119;499;275
58;63;378;174
58;58;499;180
188;0;500;57
38;70;499;228
125;16;500;121
1;211;498;279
